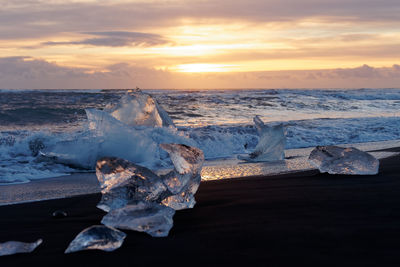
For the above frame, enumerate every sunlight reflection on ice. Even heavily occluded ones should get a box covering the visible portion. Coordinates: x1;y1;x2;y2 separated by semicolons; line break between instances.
201;157;313;180
200;141;399;180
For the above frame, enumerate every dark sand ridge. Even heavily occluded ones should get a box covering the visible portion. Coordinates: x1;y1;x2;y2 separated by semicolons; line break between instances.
0;149;399;266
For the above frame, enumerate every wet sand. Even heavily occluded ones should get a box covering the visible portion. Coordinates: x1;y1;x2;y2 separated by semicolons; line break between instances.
0;173;100;206
0;150;400;266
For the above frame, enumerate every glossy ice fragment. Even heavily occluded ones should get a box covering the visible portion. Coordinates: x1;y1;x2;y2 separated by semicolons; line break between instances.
85;108;165;165
96;157;168;212
102;202;175;237
238;116;285;162
308;146;379;175
37;137;100;170
65;225;126;253
160;144;204;210
161;191;197;211
95;144;204;213
161;144;204;176
0;239;42;256
107;89;175;128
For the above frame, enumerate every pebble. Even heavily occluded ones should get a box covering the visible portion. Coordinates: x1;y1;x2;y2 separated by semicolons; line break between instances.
52;210;68;218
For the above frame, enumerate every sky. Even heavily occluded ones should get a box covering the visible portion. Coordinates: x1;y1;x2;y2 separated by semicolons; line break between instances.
0;0;400;89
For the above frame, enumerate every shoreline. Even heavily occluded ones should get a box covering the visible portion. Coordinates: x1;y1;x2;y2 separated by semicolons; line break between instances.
0;152;399;265
1;140;399;206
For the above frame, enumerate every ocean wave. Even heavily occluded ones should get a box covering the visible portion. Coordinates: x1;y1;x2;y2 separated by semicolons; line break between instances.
0;88;400;184
1;116;400;184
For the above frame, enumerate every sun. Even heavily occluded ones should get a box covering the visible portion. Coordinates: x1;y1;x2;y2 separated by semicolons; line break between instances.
174;63;236;73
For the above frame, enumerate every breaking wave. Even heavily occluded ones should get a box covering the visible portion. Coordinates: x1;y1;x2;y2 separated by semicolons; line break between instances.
1;88;400;184
1;116;400;184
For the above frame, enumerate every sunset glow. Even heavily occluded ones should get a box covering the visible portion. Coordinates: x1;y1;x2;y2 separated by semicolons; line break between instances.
0;0;399;88
175;64;238;73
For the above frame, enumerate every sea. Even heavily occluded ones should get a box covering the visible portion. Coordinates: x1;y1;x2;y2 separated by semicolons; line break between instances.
1;88;400;185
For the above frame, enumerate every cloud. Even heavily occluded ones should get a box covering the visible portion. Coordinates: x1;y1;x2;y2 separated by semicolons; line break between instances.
0;57;173;89
41;31;169;47
1;0;399;75
1;0;400;40
249;64;400;88
329;64;400;79
1;57;399;89
155;42;400;67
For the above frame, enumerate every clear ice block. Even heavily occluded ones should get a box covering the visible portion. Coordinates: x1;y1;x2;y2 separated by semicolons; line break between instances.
65;225;126;253
160;144;204;210
238;116;285;162
95;143;204;216
308;145;379;175
96;157;168;212
107;89;175;128
0;239;42;256
101;202;175;237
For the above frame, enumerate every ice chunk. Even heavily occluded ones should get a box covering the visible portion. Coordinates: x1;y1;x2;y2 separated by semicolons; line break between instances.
96;157;168;212
161;192;198;211
86;108;126;136
160;144;204;176
308;146;379;175
107;89;175;128
95;144;204;212
33;91;180;172
0;239;42;256
4;239;41;254
238;116;285;162
65;225;126;253
160;144;204;210
37;138;99;170
86;108;158;165
101;202;175;237
85;108;189;168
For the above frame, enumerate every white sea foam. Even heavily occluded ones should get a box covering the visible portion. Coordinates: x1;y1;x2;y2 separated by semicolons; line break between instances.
1;117;399;184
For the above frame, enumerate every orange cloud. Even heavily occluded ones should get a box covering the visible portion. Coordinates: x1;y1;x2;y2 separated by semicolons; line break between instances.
1;57;399;89
1;0;400;88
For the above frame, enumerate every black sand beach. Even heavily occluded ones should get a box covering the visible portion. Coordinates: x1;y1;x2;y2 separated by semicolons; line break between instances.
1;151;400;266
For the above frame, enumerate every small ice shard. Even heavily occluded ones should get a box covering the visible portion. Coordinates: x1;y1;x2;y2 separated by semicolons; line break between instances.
0;239;42;256
308;146;379;175
161;192;197;211
160;144;204;210
101;202;175;237
238;116;285;162
65;225;126;254
96;157;168;212
107;89;175;128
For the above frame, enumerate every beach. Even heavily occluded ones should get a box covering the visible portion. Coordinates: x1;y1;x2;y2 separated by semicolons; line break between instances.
1;0;400;265
1;148;399;266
